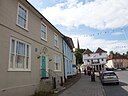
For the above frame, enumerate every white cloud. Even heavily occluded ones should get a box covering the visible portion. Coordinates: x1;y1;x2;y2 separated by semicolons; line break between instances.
28;0;128;53
71;34;128;53
42;0;128;29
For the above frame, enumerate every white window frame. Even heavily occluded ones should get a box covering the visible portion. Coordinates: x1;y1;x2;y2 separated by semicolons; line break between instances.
54;33;58;47
41;22;47;41
16;3;28;30
54;55;61;71
8;37;31;71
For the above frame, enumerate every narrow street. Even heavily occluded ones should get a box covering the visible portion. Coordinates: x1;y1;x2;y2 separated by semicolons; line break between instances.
103;70;128;96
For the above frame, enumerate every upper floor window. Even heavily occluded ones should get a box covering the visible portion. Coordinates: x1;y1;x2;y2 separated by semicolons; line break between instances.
87;60;90;62
88;54;90;56
54;33;58;47
9;37;31;71
41;23;47;41
17;3;28;29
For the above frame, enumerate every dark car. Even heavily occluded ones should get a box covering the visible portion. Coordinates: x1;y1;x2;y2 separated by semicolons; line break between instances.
106;68;114;71
100;71;119;85
120;68;126;70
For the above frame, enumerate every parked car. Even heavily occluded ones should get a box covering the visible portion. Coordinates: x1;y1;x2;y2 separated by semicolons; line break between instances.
100;71;119;85
120;67;126;70
106;68;114;71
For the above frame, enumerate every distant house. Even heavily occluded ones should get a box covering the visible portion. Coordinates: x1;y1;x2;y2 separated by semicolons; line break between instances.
83;48;108;71
106;54;128;69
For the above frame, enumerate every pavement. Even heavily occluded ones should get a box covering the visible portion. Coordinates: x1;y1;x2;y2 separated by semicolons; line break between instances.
59;73;106;96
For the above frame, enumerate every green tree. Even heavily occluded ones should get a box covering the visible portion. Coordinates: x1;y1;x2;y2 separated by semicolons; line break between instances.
109;51;114;55
75;48;85;65
115;52;120;55
126;51;128;56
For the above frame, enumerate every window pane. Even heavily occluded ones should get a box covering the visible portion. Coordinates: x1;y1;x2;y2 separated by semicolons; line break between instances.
56;63;58;70
27;45;29;57
41;31;46;39
16;41;25;55
41;31;44;39
41;24;46;32
10;54;14;68
15;55;25;68
55;40;57;46
41;24;46;39
18;16;24;27
26;57;29;69
18;16;26;28
19;42;25;55
54;35;58;46
22;19;26;28
19;6;26;20
16;41;19;54
55;56;60;70
11;39;15;53
18;5;27;28
15;41;26;69
44;33;46;39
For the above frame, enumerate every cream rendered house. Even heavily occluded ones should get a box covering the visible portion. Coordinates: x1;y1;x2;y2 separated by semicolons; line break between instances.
0;0;65;96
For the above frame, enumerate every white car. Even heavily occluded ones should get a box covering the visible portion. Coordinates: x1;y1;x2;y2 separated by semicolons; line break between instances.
100;71;119;85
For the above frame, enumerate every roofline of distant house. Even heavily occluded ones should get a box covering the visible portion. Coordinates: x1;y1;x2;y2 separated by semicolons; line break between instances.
108;54;128;60
83;48;107;54
108;58;128;60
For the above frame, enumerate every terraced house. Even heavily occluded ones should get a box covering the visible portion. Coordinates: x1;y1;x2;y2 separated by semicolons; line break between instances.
0;0;76;96
63;36;76;81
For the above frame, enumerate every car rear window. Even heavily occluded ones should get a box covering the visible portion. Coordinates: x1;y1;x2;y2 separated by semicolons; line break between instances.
103;72;116;76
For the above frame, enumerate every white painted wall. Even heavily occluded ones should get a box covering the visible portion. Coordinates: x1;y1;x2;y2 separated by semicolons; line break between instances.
83;52;108;66
106;60;114;68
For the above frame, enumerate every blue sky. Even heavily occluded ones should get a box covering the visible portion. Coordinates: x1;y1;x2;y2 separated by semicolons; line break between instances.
28;0;128;53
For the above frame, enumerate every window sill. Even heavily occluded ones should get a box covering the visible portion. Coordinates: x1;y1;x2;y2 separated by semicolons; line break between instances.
54;45;59;49
8;69;31;72
41;37;47;42
54;70;61;72
16;24;28;32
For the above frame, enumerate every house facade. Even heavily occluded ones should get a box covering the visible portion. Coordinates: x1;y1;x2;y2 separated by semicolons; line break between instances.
106;54;128;69
0;0;75;96
63;36;76;80
83;48;108;71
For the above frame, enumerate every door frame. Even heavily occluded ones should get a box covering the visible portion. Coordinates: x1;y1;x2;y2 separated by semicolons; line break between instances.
40;55;48;78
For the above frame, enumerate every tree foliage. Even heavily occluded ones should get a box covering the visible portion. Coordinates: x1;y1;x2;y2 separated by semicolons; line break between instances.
109;51;114;55
75;48;85;65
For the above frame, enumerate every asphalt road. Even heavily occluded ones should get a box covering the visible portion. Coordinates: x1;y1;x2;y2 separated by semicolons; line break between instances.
103;70;128;96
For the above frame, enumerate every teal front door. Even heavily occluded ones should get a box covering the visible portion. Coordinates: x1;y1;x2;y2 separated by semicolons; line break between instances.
40;56;47;78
